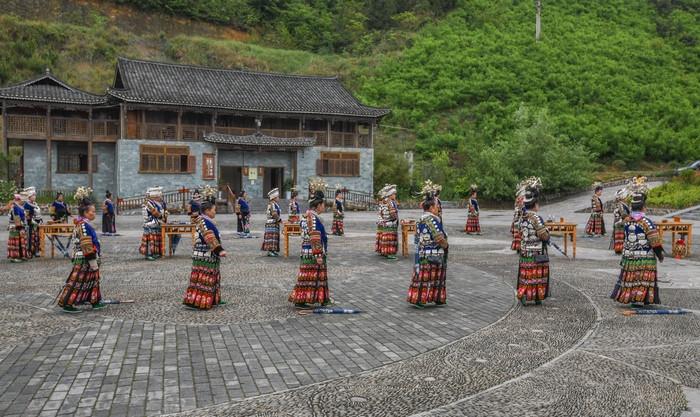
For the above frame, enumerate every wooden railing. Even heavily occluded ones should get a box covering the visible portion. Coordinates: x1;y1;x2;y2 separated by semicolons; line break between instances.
305;130;328;146
329;132;357;148
116;189;193;214
314;186;375;211
6;115;119;140
140;123;177;141
182;124;209;141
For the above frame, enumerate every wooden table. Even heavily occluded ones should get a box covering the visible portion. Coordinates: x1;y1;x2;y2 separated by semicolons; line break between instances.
283;222;302;257
658;218;693;256
545;218;577;259
401;220;417;257
160;223;196;257
39;223;74;258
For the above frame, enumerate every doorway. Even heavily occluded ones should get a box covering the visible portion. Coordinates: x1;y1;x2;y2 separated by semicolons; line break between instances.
263;167;284;197
219;166;242;193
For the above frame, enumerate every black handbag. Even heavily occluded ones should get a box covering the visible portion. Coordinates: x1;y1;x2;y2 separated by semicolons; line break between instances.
534;253;549;264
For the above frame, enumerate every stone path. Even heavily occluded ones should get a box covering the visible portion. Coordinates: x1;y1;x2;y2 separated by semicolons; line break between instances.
0;202;698;416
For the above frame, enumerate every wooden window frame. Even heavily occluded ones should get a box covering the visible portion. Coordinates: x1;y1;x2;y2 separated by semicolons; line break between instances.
139;144;195;174
202;153;216;180
316;152;360;177
56;153;98;174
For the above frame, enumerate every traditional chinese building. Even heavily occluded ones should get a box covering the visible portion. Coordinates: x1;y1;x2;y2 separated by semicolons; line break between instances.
0;57;389;199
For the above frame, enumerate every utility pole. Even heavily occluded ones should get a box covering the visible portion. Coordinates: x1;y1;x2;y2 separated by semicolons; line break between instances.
535;0;542;41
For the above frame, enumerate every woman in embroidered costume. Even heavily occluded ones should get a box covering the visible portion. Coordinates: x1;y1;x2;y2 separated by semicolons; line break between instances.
407;186;448;308
23;187;42;258
465;184;481;235
610;177;664;306
375;184;399;259
332;189;345;236
187;189;202;223
49;192;70;223
237;190;252;238
517;179;550;306
585;183;606;237
7;193;29;263
611;188;630;254
57;193;105;313
261;188;282;256
140;187;166;260
288;190;301;223
183;199;227;309
101;190;117;236
289;191;331;308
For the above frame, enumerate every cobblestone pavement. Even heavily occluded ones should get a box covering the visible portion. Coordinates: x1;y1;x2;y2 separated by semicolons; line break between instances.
0;200;698;416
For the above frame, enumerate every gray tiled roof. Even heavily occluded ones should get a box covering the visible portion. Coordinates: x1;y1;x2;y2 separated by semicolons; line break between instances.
204;132;316;147
109;58;390;119
0;72;109;105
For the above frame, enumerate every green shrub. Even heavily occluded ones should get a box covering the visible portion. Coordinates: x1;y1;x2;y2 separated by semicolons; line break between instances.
647;172;700;208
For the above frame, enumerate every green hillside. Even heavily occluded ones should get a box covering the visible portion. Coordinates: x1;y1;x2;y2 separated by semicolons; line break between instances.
1;0;700;200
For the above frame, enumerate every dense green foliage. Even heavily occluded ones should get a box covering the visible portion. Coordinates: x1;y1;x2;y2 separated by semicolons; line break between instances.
110;0;456;52
361;0;700;199
647;170;700;209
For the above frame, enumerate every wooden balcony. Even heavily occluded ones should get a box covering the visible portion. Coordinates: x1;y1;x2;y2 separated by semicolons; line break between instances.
329;132;358;148
6;115;119;141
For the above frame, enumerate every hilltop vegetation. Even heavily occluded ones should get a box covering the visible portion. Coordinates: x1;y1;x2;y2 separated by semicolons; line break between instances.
2;0;700;200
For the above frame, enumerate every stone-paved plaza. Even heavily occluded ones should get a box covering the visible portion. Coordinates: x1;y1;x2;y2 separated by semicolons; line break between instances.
0;188;699;417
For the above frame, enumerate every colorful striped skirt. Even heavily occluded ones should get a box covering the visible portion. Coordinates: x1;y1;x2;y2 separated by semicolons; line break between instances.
7;229;29;260
332;213;344;236
407;257;447;305
183;257;222;309
612;223;624;254
585;213;606;236
375;225;398;256
465;213;481;234
57;259;102;307
139;227;162;257
261;223;281;252
610;256;659;305
516;255;550;302
288;253;329;305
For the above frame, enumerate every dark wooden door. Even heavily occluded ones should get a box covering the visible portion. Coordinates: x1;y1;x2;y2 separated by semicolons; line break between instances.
219;166;242;193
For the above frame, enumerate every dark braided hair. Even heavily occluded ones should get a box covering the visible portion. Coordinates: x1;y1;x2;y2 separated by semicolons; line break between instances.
201;200;215;213
78;198;94;216
309;191;325;209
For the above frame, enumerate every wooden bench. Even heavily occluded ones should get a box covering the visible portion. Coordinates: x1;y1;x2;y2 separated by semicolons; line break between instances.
39;223;74;258
401;219;417;257
545;218;578;259
658;217;693;257
283;222;302;257
160;223;196;257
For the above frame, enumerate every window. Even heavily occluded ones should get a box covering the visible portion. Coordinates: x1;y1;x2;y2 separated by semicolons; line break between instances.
139;145;195;174
202;153;215;180
57;154;97;173
316;152;360;177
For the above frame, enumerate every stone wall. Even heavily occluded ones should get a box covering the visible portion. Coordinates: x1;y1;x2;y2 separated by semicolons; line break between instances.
116;139;218;197
218;150;295;198
22;141;115;195
296;147;373;194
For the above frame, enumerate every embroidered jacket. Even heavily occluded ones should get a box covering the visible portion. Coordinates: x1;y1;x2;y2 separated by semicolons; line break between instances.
301;210;327;257
613;201;630;224
9;203;27;231
289;200;300;216
143;199;165;228
415;212;448;259
237;198;250;215
72;217;100;261
377;199;399;227
265;202;281;224
469;198;479;216
24;201;42;225
591;195;603;214
622;213;663;259
334;199;344;217
519;212;550;256
50;201;69;222
193;215;224;259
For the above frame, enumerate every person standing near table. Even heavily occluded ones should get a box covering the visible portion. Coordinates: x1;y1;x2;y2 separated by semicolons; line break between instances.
288;190;301;223
289;190;331;308
140;187;166;260
57;195;105;313
49;192;70;223
183;199;227;310
407;188;448;308
7;192;29;263
517;183;551;306
23;187;42;258
375;184;399;260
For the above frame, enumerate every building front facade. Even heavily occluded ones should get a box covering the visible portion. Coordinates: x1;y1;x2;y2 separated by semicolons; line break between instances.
0;58;389;200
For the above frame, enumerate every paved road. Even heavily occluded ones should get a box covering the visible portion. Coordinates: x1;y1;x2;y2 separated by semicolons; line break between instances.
0;205;697;417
